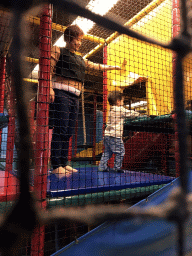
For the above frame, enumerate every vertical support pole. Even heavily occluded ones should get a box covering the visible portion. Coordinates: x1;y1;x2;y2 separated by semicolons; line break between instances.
30;100;36;150
172;2;189;256
31;4;52;256
103;44;108;148
0;57;6;112
0;57;6;159
5;81;16;196
172;0;180;177
92;92;97;164
103;44;114;168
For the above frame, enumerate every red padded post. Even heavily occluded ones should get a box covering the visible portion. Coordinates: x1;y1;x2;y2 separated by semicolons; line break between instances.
31;4;52;256
0;57;6;150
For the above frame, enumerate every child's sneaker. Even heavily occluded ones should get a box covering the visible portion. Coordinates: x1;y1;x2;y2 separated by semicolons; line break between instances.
117;169;124;173
98;168;109;172
111;168;124;173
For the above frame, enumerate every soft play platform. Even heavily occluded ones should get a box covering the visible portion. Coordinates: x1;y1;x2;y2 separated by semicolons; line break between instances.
47;167;174;197
0;167;174;204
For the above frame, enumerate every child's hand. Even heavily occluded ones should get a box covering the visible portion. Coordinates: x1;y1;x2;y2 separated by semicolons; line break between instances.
137;110;146;114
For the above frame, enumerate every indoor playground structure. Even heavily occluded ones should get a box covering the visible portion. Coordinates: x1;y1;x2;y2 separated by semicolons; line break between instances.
0;0;192;255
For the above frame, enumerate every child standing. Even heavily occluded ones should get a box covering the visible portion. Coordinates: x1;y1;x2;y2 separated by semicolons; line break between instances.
99;91;140;173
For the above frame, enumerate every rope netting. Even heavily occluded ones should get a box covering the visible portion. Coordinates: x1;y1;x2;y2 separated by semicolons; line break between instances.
0;0;192;255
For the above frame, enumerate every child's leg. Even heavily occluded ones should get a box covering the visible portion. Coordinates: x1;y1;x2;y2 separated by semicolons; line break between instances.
112;138;125;171
99;136;113;171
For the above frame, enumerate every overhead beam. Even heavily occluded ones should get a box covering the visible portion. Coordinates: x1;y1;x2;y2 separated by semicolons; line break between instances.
84;0;165;59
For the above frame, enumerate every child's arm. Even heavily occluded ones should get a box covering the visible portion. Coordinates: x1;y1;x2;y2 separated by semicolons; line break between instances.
122;107;140;118
84;59;121;71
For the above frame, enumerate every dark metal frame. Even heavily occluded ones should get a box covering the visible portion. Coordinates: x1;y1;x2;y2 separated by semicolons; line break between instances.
0;0;191;255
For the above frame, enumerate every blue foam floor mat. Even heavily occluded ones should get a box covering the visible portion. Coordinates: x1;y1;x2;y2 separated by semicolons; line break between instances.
47;167;174;197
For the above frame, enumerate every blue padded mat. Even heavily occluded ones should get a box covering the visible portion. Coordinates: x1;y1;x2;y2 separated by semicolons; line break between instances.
47;167;174;197
51;171;192;256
